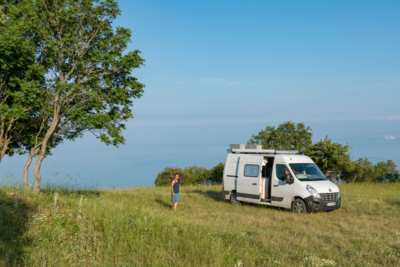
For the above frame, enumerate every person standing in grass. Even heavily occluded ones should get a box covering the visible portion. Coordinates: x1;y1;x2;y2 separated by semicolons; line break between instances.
171;173;181;211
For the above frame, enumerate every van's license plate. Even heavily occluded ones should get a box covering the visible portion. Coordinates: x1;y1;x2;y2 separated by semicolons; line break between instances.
326;202;335;206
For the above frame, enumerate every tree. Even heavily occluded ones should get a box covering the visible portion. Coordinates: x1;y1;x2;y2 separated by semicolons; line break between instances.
248;121;312;152
375;160;399;183
305;136;353;183
0;0;44;163
27;0;145;193
154;163;225;186
0;0;64;190
342;158;400;183
183;165;208;185
155;167;188;187
209;163;224;184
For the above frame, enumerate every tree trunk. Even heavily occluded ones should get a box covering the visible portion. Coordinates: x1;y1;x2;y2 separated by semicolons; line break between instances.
336;171;341;185
33;152;45;193
325;170;331;180
0;139;9;164
0;117;5;163
33;113;60;193
0;116;15;164
23;149;37;190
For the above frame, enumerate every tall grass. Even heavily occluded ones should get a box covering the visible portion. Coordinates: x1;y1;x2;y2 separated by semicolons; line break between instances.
0;179;399;266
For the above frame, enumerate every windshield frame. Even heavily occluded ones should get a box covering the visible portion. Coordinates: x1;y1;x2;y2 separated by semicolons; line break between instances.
289;163;327;182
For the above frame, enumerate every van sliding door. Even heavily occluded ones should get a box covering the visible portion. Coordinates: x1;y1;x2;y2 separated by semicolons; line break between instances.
237;164;261;202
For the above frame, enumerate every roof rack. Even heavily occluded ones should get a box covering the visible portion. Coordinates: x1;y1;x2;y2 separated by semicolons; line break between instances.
227;144;299;155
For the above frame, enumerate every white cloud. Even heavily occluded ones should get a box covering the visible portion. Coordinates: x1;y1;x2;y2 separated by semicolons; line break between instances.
383;134;396;141
371;134;399;141
370;116;400;121
223;81;241;86
198;77;225;83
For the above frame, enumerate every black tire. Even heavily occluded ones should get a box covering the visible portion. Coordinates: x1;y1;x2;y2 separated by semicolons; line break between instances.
230;191;241;205
291;199;308;213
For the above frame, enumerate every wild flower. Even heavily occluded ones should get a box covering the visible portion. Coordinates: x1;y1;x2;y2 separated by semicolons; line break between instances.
53;192;59;213
13;199;19;209
303;256;336;266
78;195;83;214
235;260;243;267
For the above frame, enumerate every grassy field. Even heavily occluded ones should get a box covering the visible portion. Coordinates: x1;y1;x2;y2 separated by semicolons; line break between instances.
0;181;399;266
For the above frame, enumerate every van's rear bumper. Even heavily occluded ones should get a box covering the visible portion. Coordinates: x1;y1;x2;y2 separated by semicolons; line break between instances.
304;196;341;212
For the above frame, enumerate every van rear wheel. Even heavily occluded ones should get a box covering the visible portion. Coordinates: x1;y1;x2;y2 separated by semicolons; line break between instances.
230;191;241;205
292;199;308;213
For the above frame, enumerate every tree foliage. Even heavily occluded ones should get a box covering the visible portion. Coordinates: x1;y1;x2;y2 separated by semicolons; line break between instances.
154;167;188;187
154;163;225;187
305;136;353;180
183;165;209;185
248;121;312;152
209;163;224;183
23;0;145;192
0;0;44;162
249;122;399;183
342;158;399;183
0;4;6;24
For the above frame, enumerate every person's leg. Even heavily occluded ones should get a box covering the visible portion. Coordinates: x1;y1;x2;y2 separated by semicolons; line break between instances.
173;202;178;211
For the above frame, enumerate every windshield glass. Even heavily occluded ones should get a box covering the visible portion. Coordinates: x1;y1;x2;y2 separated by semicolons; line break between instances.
289;163;326;181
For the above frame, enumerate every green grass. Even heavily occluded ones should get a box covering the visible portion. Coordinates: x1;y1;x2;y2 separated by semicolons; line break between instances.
0;182;399;266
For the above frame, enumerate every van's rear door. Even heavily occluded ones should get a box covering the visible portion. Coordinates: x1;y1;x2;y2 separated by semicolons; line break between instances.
237;156;261;202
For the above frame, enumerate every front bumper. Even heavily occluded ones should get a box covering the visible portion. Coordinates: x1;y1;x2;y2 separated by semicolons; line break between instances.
304;195;341;212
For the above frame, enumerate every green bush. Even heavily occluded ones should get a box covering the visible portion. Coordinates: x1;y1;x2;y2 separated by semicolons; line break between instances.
154;167;188;187
154;163;225;186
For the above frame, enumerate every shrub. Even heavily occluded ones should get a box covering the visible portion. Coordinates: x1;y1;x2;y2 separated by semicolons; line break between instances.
154;167;188;187
154;163;225;186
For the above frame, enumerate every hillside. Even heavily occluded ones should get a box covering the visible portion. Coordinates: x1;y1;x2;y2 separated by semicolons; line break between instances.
0;183;399;266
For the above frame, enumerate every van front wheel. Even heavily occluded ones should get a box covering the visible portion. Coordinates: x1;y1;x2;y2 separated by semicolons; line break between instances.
292;199;308;213
230;191;241;205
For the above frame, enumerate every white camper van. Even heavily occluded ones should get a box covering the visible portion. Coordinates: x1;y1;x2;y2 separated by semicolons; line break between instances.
222;144;341;213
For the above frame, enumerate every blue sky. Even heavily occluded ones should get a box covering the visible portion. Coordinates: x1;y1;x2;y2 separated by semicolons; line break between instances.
2;0;400;187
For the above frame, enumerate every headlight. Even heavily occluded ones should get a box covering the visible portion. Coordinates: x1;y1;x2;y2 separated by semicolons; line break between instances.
338;191;340;199
306;185;321;199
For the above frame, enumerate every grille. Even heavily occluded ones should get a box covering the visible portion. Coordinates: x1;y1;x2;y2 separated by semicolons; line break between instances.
320;192;339;201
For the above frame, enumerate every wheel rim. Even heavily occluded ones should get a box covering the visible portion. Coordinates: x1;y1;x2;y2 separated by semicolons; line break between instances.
293;201;304;213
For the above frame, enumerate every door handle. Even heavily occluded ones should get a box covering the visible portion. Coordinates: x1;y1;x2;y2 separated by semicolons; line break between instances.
273;185;278;187
252;183;257;185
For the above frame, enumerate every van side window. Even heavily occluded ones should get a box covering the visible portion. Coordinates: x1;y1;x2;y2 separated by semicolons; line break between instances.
244;165;259;177
276;164;290;182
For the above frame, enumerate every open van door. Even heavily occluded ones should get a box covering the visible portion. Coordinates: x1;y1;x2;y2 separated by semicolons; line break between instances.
236;156;261;202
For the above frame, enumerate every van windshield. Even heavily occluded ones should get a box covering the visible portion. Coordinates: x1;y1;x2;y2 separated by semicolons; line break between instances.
289;163;326;181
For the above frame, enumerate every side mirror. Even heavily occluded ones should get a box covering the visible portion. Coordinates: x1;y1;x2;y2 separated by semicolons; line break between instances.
285;175;294;184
